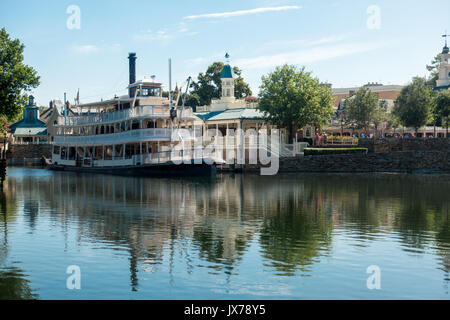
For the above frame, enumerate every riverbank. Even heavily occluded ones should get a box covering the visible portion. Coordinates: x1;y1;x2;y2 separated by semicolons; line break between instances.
220;150;450;174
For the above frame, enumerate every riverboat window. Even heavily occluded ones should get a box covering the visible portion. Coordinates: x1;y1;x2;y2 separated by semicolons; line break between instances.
132;120;139;130
147;120;155;128
125;144;133;159
85;147;93;158
68;147;76;160
104;146;113;160
61;147;67;159
114;145;123;159
94;147;102;161
53;146;60;155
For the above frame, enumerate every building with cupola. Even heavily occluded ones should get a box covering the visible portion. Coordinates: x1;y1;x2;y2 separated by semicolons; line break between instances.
10;95;48;144
434;36;450;91
195;54;276;138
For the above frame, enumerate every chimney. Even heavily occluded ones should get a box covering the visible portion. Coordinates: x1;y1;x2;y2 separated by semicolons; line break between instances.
128;53;137;97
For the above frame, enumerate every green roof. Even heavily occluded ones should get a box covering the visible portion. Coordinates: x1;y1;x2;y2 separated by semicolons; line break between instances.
13;127;47;136
220;64;234;79
195;108;265;121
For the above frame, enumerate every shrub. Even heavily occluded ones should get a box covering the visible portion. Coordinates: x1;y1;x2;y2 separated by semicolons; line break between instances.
304;148;368;156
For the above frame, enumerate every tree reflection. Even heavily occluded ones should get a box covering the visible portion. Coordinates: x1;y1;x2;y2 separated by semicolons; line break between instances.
0;183;38;299
3;168;450;296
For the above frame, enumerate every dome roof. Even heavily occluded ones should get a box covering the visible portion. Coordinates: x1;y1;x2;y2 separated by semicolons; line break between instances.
220;64;234;79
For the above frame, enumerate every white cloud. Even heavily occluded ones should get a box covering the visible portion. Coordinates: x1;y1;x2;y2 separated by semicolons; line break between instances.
263;33;352;48
73;45;99;54
184;5;301;20
235;42;386;69
133;29;173;41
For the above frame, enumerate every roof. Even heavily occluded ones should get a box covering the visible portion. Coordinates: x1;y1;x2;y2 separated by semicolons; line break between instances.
13;127;47;136
10;118;46;131
434;85;450;91
331;86;403;109
220;64;234;79
332;85;403;94
195;108;265;122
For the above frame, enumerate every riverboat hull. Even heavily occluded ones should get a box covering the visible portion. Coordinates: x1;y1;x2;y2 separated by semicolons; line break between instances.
47;162;216;177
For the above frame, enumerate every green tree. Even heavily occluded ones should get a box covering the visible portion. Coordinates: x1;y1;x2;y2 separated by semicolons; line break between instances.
393;77;433;135
434;90;450;137
373;100;389;137
342;87;380;135
386;111;403;136
184;93;200;111
0;28;40;121
257;64;334;143
190;62;252;106
426;54;442;87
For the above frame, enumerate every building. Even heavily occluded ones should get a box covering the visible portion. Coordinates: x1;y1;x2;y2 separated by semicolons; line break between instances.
195;55;283;139
434;38;450;91
10;96;48;144
40;100;76;143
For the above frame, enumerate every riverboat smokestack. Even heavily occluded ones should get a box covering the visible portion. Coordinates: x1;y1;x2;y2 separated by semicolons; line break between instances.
128;52;137;97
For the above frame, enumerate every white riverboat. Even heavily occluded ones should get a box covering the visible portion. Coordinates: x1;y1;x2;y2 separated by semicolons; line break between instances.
49;53;216;176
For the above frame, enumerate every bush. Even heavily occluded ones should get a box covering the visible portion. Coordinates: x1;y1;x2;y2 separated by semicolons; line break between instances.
304;148;368;156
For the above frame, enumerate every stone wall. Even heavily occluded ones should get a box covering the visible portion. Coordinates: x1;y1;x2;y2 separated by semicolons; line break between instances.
358;138;450;153
237;151;450;174
6;144;52;162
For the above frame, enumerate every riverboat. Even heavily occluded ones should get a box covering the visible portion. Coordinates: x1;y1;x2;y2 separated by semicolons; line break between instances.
48;53;217;176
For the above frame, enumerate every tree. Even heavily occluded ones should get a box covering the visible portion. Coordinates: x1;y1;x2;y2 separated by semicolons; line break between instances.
434;90;450;137
190;62;252;106
393;77;433;135
426;54;442;87
342;87;379;135
257;64;334;143
0;28;40;121
386;111;403;136
184;93;200;112
373;100;389;137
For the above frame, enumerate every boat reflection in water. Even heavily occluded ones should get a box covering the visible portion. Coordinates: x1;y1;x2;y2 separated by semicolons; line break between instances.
0;167;449;299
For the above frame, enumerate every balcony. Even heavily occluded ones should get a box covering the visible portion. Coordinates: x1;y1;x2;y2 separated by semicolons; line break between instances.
54;128;172;146
57;105;194;126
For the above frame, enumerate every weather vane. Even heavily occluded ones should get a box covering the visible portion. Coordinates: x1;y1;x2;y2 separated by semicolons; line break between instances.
443;30;450;47
225;52;230;64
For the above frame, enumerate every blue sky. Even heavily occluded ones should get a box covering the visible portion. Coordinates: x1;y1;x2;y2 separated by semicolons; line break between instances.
1;0;449;106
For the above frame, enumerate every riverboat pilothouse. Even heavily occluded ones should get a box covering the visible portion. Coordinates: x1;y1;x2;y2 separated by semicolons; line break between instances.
49;53;217;176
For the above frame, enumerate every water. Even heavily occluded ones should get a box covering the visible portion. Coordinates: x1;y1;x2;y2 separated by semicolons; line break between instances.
0;167;449;300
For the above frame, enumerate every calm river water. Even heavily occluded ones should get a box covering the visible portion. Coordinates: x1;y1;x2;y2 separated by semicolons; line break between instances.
0;167;449;299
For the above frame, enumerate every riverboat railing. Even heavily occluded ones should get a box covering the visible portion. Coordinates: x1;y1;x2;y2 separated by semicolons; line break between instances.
54;128;172;146
57;105;194;126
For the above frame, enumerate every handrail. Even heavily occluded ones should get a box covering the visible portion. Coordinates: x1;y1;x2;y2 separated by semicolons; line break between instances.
54;128;173;146
57;105;194;126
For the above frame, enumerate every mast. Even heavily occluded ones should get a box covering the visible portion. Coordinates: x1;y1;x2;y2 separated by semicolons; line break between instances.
64;92;67;125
